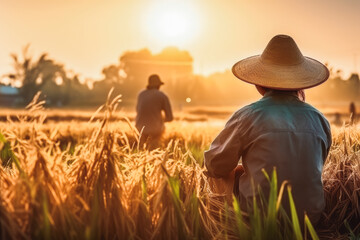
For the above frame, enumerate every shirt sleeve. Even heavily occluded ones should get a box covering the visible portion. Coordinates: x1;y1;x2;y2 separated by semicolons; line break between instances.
324;119;332;163
162;95;173;122
204;113;244;178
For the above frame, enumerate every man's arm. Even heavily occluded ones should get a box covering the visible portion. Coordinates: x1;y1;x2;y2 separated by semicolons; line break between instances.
163;95;173;122
204;115;243;178
324;120;332;163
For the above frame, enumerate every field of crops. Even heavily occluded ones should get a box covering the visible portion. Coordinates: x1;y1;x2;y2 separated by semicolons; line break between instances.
0;96;360;240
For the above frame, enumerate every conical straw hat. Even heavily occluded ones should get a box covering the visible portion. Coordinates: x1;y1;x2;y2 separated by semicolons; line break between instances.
232;35;329;90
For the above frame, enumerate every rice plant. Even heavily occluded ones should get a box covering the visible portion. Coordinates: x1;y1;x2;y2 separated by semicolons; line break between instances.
0;93;359;239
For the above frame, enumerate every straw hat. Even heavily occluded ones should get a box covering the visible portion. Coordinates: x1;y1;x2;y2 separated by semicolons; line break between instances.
147;74;164;88
232;35;329;90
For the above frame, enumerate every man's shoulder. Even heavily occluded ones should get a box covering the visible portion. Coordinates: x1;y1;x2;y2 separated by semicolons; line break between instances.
158;90;168;95
229;103;257;122
300;102;324;115
157;90;170;100
231;98;327;119
138;89;170;100
301;102;331;129
138;89;148;96
249;97;330;130
234;100;263;115
248;96;323;114
138;89;164;96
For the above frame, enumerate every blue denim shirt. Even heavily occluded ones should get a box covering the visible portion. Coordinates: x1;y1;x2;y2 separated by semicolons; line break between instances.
205;90;331;221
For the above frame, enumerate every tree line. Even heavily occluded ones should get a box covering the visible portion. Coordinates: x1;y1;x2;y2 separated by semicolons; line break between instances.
2;46;359;108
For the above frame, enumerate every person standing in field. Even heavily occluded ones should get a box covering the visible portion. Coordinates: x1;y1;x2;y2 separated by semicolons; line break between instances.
349;102;356;124
204;35;332;224
136;74;173;149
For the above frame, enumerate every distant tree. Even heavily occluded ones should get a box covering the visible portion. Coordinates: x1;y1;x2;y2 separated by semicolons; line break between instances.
101;64;123;84
7;45;68;103
6;45;90;106
90;64;123;105
65;75;92;105
42;78;63;106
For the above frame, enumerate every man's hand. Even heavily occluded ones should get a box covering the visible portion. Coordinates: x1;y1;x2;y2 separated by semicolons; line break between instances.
221;168;236;186
204;165;244;203
205;169;236;203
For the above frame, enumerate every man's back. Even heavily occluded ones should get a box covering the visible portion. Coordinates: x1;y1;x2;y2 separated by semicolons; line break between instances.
242;92;330;218
136;89;173;135
205;90;331;221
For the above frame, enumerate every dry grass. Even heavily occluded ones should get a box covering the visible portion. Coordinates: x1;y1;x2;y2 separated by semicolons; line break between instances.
0;95;359;239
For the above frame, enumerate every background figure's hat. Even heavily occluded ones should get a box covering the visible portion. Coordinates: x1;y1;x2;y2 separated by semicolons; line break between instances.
232;34;329;90
147;74;164;88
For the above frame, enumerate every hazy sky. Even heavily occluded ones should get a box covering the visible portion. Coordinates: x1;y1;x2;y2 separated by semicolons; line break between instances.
1;0;360;80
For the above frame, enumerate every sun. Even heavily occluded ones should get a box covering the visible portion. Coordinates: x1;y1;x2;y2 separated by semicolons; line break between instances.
144;1;200;47
156;12;188;38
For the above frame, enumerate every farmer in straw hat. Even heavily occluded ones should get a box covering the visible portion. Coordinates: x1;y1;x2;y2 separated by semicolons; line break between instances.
204;35;332;224
136;74;173;149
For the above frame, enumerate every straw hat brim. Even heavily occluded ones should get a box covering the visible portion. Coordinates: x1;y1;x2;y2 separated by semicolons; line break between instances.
232;55;329;90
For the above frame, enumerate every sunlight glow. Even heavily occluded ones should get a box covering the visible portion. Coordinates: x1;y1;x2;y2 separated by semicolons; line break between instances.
186;97;191;103
145;1;200;47
157;12;187;38
55;75;63;85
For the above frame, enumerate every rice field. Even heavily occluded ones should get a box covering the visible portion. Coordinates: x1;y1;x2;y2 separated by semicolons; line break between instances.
0;95;359;240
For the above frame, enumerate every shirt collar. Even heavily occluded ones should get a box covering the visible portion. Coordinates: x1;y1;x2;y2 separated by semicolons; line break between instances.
263;90;299;100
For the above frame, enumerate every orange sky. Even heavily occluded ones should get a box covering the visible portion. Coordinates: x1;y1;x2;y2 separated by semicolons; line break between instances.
1;0;360;80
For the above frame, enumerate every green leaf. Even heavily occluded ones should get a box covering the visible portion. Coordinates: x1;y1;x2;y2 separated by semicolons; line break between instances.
161;164;190;239
0;132;24;175
265;168;278;239
250;195;263;240
42;194;51;240
304;214;319;240
287;186;303;240
232;195;249;239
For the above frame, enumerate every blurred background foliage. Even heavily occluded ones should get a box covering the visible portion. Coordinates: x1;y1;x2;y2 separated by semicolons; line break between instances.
2;45;360;108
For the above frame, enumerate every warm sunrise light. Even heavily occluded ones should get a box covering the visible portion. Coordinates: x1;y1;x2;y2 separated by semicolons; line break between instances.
2;1;360;238
145;1;199;46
